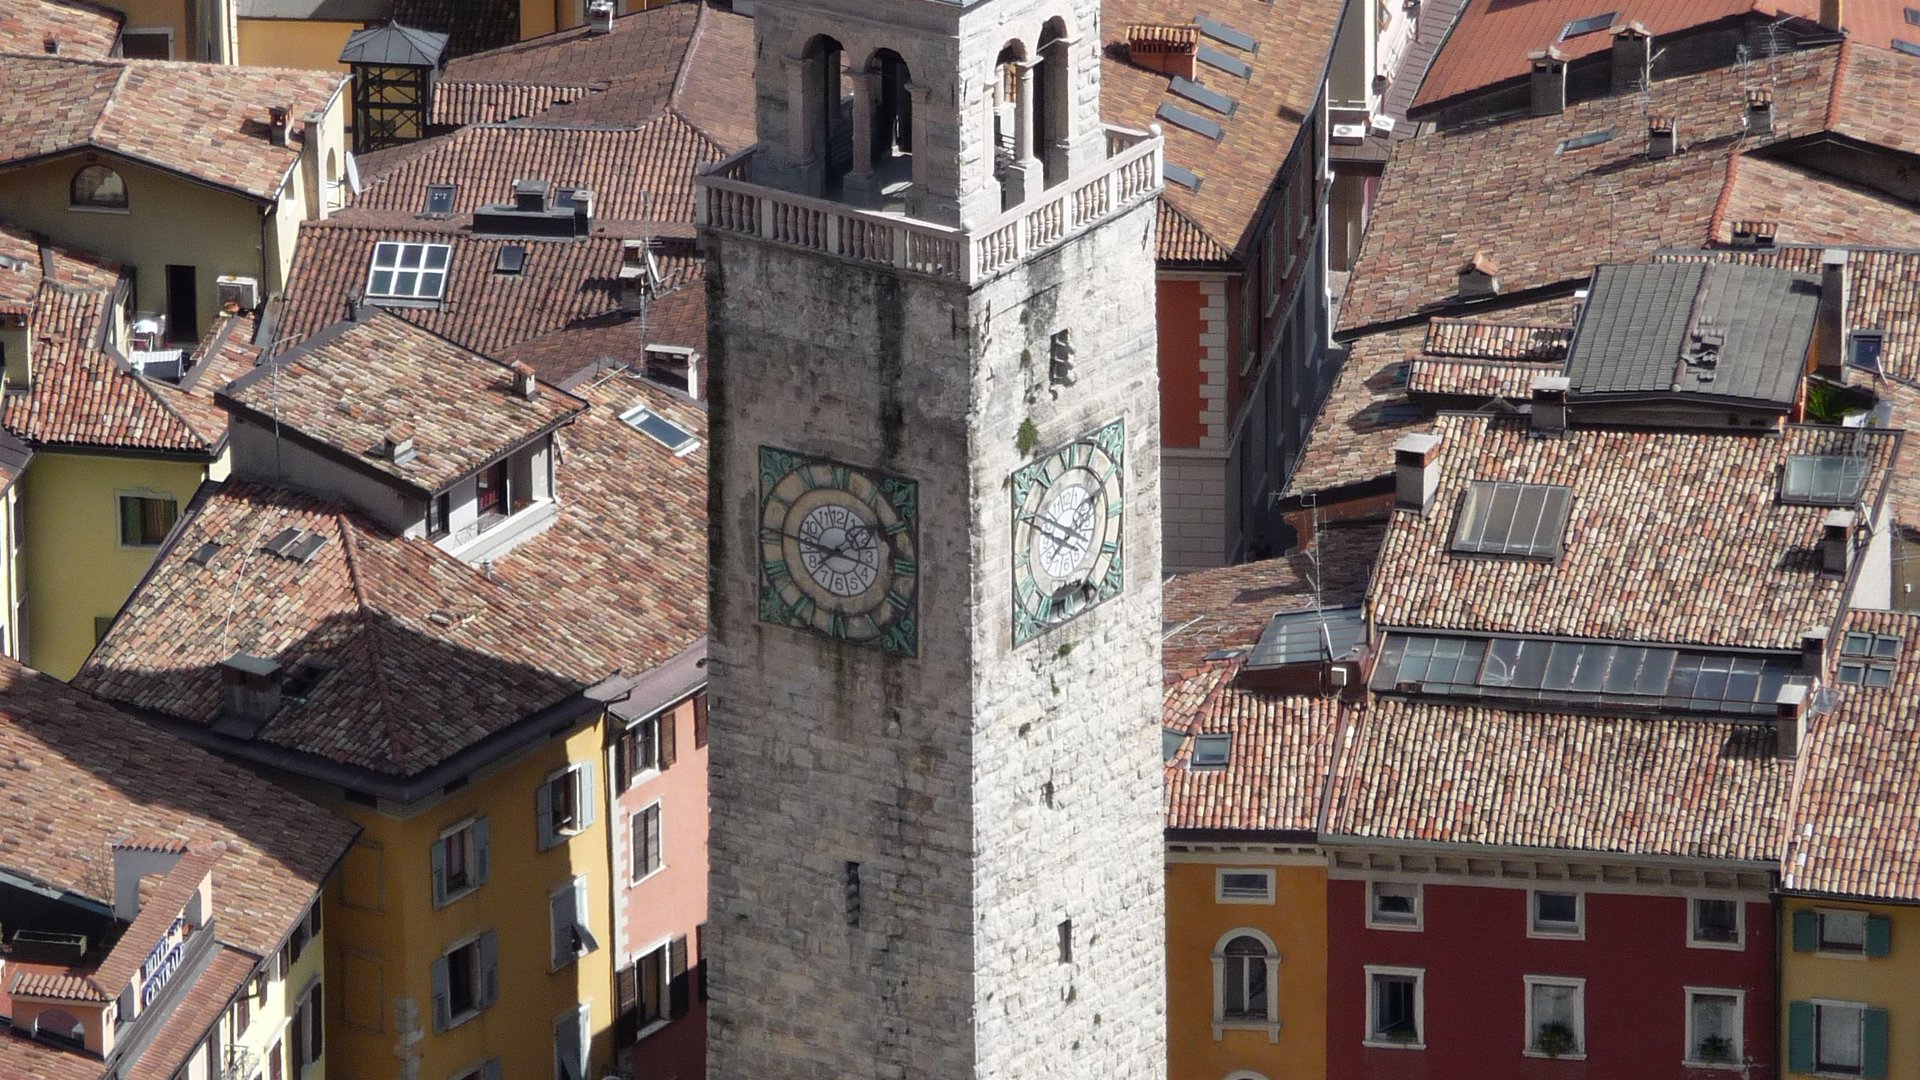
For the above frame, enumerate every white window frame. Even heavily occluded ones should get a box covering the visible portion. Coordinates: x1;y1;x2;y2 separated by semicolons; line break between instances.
436;817;481;905
292;976;323;1075
1522;974;1587;1059
364;241;452;303
630;799;664;885
618;715;661;791
1363;965;1425;1050
1367;880;1423;931
544;764;587;839
1527;888;1585;940
632;937;674;1040
1683;986;1745;1070
1210;928;1281;1042
548;875;598;970
441;933;488;1029
552;1002;589;1080
1687;897;1744;951
1812;998;1869;1074
1216;868;1275;904
1816;908;1869;957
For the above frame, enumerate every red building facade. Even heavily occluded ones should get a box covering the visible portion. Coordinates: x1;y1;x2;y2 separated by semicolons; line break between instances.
1327;869;1776;1078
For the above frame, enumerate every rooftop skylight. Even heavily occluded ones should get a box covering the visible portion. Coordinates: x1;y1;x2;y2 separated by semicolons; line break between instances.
1194;15;1257;51
1190;733;1231;767
1557;129;1614;153
1169;76;1236;116
1162;727;1185;762
423;183;456;215
1781;454;1868;506
1451;482;1574;560
496;244;526;276
1157;103;1224;140
1847;331;1885;375
1196;44;1251;79
1895;39;1920;58
1163;162;1203;191
1560;12;1618;39
620;405;700;456
365;242;452;302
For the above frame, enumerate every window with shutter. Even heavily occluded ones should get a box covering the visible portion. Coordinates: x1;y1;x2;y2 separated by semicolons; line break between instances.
639;942;668;1028
437;934;495;1030
615;964;641;1046
693;695;708;748
660;709;677;769
669;935;690;1017
478;931;499;1008
631;801;664;883
552;1005;587;1080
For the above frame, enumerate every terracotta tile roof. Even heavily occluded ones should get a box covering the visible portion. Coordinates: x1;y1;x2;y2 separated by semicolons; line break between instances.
1286;299;1577;500
1368;413;1899;649
12;970;104;1002
0;54;344;202
431;1;754;145
391;0;519;58
1163;658;1344;833
1424;317;1573;360
1715;154;1920;248
1824;41;1920;155
495;283;707;388
223;312;587;494
1099;0;1346;264
0;0;121;59
1339;47;1840;334
0;659;355;960
1411;0;1815;113
1162;525;1384;668
1326;697;1790;860
90;851;218;996
79;376;707;780
1406;356;1562;397
275;216;701;358
1153;199;1236;264
1784;609;1920;901
352;116;726;225
120;946;258;1080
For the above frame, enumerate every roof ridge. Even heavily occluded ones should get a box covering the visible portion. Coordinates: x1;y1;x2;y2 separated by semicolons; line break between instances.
1824;38;1850;132
89;57;131;147
668;1;710;108
1706;152;1742;248
130;368;217;449
334;511;412;770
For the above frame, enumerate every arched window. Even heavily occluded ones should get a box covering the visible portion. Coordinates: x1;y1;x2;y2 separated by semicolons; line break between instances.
793;34;851;193
33;1008;84;1047
70;164;127;209
1224;1073;1273;1080
1036;17;1073;187
1212;929;1281;1038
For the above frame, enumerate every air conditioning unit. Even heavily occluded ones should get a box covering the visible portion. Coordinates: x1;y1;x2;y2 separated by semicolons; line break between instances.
216;275;261;312
131;314;166;351
1331;122;1367;145
586;0;615;34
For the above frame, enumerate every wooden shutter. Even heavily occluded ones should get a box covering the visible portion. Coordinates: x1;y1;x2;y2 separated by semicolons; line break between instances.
430;954;451;1033
660;709;678;769
694;695;709;748
429;837;448;907
536;778;557;850
1867;914;1893;958
310;984;323;1059
556;1006;585;1080
472;817;491;886
615;964;640;1046
1791;908;1818;952
289;1013;304;1070
612;729;631;791
478;931;500;1008
645;805;662;875
1787;1001;1815;1072
669;934;690;1018
1862;1006;1891;1078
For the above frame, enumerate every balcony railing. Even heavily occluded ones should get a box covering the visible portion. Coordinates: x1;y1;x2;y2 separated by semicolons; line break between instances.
695;125;1164;287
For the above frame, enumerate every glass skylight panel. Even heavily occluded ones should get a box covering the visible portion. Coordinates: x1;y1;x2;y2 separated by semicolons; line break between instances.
1163;162;1203;190
1162;727;1185;761
1895;39;1920;58
1246;605;1365;669
1169;76;1236;115
1196;44;1252;79
1451;482;1574;559
1158;103;1224;140
1560;12;1618;39
366;242;452;301
496;244;526;275
620;405;700;456
1191;734;1231;767
1847;331;1884;374
423;184;456;214
1194;15;1257;51
1906;6;1920;26
1781;454;1869;505
1557;129;1614;153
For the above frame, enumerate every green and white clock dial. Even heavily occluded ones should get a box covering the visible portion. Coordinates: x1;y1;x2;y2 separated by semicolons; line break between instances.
1011;419;1126;646
758;447;919;657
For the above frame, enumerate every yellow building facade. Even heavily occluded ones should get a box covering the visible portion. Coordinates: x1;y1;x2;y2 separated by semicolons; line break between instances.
323;717;618;1080
19;450;226;680
1166;846;1328;1080
1781;896;1915;1080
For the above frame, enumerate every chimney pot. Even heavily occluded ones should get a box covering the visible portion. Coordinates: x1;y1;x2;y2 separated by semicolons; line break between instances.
382;431;416;465
1817;249;1850;374
1529;47;1567;117
571;188;596;236
1746;87;1775;135
1647;115;1677;158
1531;375;1571;433
1730;220;1778;248
1775;682;1810;759
42;37;57;54
586;0;615;33
219;653;283;724
1819;0;1842;32
1821;509;1857;577
1393;432;1444;513
268;105;291;147
1126;25;1200;81
513;178;550;213
1610;22;1651;95
1802;626;1830;676
511;362;538;400
1457;251;1500;299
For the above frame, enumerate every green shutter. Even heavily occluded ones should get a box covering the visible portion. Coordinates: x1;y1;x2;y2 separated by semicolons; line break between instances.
1867;914;1893;958
1792;908;1819;952
1864;1007;1890;1079
1788;1001;1815;1073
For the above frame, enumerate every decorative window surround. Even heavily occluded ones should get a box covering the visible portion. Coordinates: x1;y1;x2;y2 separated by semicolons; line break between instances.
1211;928;1282;1043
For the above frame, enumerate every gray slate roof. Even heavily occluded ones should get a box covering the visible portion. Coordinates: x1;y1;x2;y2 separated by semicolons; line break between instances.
1564;262;1822;407
339;21;448;67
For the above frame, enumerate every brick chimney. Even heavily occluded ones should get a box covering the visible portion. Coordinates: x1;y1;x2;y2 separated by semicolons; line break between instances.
1610;22;1651;95
1531;375;1570;434
1816;248;1849;373
510;361;539;400
1821;509;1856;577
1802;626;1829;677
268;105;291;147
1529;47;1567;117
1394;432;1444;513
1127;25;1199;81
1647;115;1676;159
1746;87;1774;135
1819;0;1842;32
1775;682;1809;759
1457;251;1500;299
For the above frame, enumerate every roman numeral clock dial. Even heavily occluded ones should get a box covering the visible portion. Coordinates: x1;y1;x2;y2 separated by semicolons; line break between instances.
1011;419;1126;646
758;448;919;657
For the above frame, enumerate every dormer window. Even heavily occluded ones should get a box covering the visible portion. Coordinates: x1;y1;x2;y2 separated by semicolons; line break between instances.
1451;482;1573;560
495;245;526;276
1847;331;1885;375
1781;455;1868;506
365;242;452;302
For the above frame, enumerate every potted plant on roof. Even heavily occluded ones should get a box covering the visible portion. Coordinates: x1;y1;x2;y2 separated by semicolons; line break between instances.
1536;1021;1578;1057
1696;1034;1736;1064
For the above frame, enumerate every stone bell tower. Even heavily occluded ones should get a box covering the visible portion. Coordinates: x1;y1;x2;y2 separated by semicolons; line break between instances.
698;0;1167;1075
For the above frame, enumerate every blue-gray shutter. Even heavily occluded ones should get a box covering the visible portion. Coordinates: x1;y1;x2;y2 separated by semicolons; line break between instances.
576;761;596;829
1864;1007;1890;1079
573;876;598;954
478;931;499;1008
429;837;448;907
1787;1001;1815;1072
429;954;451;1033
1867;914;1893;958
1791;908;1818;951
472;817;491;886
550;886;572;968
556;1005;586;1080
536;778;557;850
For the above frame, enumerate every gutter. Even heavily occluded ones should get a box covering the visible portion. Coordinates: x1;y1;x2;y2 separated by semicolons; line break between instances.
1314;832;1778;873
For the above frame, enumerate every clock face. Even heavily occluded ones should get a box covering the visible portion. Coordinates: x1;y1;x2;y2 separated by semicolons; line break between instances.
1011;419;1126;646
758;448;918;657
